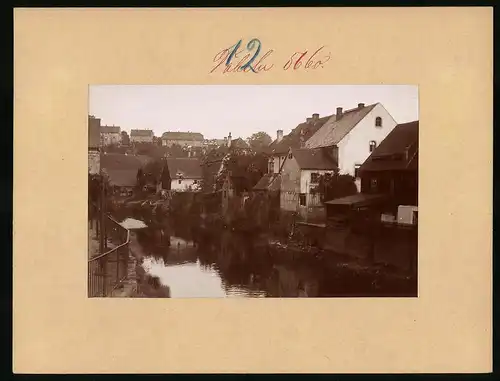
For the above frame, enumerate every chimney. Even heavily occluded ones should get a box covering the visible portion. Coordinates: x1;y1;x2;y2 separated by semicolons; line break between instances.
312;113;319;121
358;103;365;109
306;117;313;123
336;107;343;121
228;132;232;147
277;130;284;143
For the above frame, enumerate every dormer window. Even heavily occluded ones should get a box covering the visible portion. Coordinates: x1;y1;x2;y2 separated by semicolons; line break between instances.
369;140;377;152
375;117;382;127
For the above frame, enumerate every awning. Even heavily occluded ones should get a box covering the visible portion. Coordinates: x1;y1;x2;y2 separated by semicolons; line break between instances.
324;193;387;208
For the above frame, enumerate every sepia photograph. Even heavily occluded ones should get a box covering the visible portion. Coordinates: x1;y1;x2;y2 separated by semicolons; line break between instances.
88;85;419;298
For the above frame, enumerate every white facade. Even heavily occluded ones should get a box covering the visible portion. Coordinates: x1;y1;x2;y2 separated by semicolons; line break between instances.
88;150;100;175
130;135;154;143
299;169;335;193
170;178;201;192
162;139;204;147
335;104;397;178
268;154;287;174
101;132;121;146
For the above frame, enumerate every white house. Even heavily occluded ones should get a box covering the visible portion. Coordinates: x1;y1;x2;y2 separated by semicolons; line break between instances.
165;158;203;192
100;125;121;146
279;147;338;221
161;131;205;147
130;129;154;143
305;102;398;191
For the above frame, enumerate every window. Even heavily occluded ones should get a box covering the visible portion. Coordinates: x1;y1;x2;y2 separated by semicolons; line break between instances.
375;117;382;127
310;172;320;184
354;164;361;178
288;152;293;159
299;193;306;206
369;140;377;152
178;179;182;184
370;178;378;191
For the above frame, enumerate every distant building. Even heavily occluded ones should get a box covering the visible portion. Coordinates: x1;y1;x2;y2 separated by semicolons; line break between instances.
88;115;101;175
161;131;204;147
164;157;203;192
100;125;121;146
100;153;153;195
203;138;227;147
130;129;154;144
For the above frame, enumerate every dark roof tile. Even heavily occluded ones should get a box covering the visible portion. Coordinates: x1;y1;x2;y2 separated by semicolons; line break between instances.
305;104;377;148
166;158;203;179
359;120;419;172
291;148;338;170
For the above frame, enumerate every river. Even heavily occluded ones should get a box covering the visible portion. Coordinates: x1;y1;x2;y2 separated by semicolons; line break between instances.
114;207;416;298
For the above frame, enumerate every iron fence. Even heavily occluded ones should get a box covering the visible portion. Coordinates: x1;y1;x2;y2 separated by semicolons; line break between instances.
88;210;130;297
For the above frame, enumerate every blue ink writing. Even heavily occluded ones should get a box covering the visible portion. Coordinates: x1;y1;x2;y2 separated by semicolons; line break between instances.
240;39;261;73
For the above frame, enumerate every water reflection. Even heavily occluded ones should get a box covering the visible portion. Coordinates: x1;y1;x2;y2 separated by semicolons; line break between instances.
117;207;416;298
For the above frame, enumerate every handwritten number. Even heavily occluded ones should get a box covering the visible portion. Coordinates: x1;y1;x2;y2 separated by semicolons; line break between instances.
226;40;242;66
241;39;261;73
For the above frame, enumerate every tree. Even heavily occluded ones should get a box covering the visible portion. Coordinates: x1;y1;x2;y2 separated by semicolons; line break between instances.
121;131;130;146
247;131;272;152
310;171;357;202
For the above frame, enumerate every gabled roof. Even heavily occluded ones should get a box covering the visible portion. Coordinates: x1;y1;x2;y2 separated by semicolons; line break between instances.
305;103;377;148
360;120;419;172
268;114;334;155
253;173;281;191
291;148;338;170
231;138;249;148
162;131;204;141
131;129;154;137
101;153;152;170
166;158;203;179
101;125;121;134
105;169;138;187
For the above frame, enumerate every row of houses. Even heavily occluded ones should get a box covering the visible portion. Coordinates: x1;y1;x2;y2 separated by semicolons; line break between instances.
89;115;231;148
250;102;419;224
89;102;418;229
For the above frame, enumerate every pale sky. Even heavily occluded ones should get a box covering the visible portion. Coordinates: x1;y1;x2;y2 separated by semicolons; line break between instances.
89;85;419;140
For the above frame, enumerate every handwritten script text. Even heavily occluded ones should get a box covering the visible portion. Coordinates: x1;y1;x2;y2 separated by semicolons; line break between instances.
210;38;331;74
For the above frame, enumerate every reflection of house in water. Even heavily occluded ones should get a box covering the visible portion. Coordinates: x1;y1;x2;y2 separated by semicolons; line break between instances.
266;264;320;297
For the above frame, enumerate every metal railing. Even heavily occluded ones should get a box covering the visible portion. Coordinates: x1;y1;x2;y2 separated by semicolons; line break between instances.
88;208;131;297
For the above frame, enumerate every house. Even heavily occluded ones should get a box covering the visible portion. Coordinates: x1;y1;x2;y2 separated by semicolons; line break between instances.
321;121;418;271
164;157;203;192
100;153;153;195
266;113;333;175
358;120;418;224
130;129;154;144
100;125;121;146
88;115;101;175
161;131;205;147
305;103;398;191
203;138;227;147
280;147;338;221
